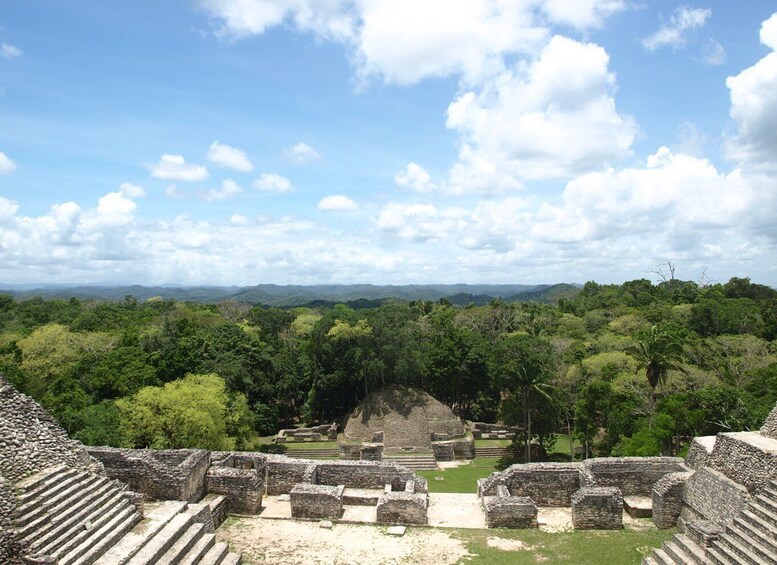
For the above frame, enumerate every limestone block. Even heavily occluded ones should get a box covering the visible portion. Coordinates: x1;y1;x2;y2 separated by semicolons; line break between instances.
571;487;623;530
290;483;344;520
205;466;264;515
432;441;454;461
376;492;428;525
482;493;538;529
760;402;777;440
652;471;692;529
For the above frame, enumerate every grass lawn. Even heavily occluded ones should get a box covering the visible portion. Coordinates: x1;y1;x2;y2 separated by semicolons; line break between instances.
417;457;501;493
451;526;675;564
278;441;338;450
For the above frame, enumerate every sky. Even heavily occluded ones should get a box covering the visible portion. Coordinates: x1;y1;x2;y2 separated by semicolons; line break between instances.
1;1;776;287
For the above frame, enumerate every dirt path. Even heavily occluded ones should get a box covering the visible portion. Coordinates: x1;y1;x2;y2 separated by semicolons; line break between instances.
217;518;471;565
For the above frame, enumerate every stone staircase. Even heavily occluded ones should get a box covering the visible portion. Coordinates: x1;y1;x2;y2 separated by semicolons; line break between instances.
382;453;438;470
12;464;242;565
474;446;519;459
643;476;777;565
13;464;142;565
284;448;340;459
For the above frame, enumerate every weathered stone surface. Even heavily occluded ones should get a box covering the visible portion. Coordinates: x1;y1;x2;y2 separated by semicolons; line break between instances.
482;490;538;529
386;525;406;536
761;402;777;440
651;471;692;528
290;483;344;520
205;466;264;514
376;492;428;525
706;431;777;494
571;487;623;530
685;436;715;470
582;457;688;496
431;442;454;461
88;447;210;502
359;443;383;461
478;463;583;506
276;423;337;443
679;467;750;528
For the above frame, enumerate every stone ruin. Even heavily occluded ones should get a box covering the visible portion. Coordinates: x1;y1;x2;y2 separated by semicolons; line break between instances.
338;385;475;469
275;423;337;443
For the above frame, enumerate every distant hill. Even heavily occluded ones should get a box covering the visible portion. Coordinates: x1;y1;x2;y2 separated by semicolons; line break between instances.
0;283;581;307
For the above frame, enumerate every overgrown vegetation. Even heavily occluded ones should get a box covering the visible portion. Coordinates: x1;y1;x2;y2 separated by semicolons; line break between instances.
0;275;775;456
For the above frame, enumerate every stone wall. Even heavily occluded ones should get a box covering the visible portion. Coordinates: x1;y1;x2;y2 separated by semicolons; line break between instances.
685;436;715;470
88;447;210;502
0;375;99;483
277;423;337;443
679;467;750;528
290;484;344;519
652;471;692;529
482;486;538;529
582;457;688;496
478;463;583;506
0;473;22;564
432;441;454;461
205;466;264;514
571;487;623;530
264;457;311;495
706;431;777;494
314;460;427;493
760;402;777;440
375;491;428;525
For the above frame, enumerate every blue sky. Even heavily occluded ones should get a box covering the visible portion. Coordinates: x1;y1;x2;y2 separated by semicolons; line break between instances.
1;1;776;286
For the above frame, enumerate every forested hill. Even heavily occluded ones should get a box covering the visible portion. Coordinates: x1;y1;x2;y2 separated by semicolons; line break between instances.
0;283;579;307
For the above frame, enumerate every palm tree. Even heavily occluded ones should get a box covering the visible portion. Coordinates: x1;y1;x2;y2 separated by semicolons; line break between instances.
627;326;686;426
513;365;555;462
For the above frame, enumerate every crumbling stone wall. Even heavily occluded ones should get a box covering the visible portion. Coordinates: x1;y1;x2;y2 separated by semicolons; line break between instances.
376;491;428;525
206;466;264;514
582;457;688;496
88;447;210;501
276;423;337;443
314;461;427;493
685;436;715;470
761;403;777;440
290;483;344;519
679;467;750;528
0;473;23;564
482;486;538;529
479;463;583;506
0;375;99;483
571;487;623;530
706;431;777;494
652;471;692;528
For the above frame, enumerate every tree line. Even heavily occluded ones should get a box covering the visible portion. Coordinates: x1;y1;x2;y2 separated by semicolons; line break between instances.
0;275;775;459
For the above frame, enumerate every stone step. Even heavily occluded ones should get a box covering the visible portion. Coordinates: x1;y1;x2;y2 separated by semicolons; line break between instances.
650;547;675;565
673;534;712;565
725;524;776;563
762;487;777;504
23;477;114;543
735;512;777;552
19;472;106;534
751;496;777;524
126;511;194;565
157;523;205;565
198;542;229;565
664;538;698;564
715;532;771;565
221;553;242;565
14;468;87;521
705;545;736;565
15;464;74;498
94;500;188;565
40;491;132;558
60;505;141;565
179;532;216;565
642;557;659;565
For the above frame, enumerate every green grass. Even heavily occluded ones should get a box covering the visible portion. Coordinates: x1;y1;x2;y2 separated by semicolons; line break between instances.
474;438;513;447
452;526;675;564
417;458;501;493
278;441;338;450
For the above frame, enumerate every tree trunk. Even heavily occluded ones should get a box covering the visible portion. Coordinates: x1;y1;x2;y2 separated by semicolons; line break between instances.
524;386;532;463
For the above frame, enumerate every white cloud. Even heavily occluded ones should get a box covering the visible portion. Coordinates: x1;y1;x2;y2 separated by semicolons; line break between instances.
284;142;320;163
230;214;250;225
394;162;436;193
725;13;777;166
119;182;146;199
207;141;253;172
165;184;183;199
202;179;243;201
445;35;637;183
0;152;16;174
702;39;726;66
0;43;22;60
317;194;358;211
199;0;626;85
253;173;293;193
642;6;712;51
147;154;209;182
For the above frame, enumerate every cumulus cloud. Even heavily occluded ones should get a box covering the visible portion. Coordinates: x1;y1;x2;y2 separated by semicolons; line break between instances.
445;35;637;183
202;179;243;201
0;43;22;60
0;152;16;174
253;173;293;193
642;6;712;51
207;141;253;172
702;39;726;66
317;194;358;211
198;0;626;85
147;154;209;182
284;142;320;163
394;162;436;193
725;12;777;166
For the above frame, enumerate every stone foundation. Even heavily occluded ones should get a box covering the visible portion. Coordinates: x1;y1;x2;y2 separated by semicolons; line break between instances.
478;462;582;506
678;466;750;528
360;443;383;461
205;466;264;514
276;423;337;443
375;491;428;525
431;441;454;461
88;447;210;502
571;487;623;530
760;403;777;440
651;471;692;528
706;431;777;494
685;436;715;470
290;483;344;519
582;457;687;496
482;486;538;529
